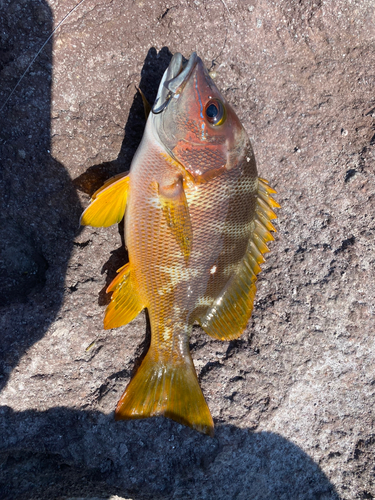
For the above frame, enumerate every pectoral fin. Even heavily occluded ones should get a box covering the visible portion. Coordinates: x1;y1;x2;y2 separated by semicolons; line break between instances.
138;88;152;120
158;176;192;261
80;173;129;227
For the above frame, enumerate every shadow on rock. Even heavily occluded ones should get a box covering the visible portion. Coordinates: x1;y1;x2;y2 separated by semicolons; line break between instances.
0;1;82;390
0;406;339;500
73;46;173;197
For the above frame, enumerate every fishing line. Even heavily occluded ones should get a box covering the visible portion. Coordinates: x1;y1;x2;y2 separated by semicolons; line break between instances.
0;0;88;113
218;0;233;25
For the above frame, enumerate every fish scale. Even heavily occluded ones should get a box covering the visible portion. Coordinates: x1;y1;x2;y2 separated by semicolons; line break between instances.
81;52;279;436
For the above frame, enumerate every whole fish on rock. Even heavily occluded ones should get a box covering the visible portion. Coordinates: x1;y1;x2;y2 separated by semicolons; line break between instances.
81;52;279;436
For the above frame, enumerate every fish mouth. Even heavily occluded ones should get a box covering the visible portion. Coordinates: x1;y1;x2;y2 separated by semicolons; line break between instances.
152;52;198;114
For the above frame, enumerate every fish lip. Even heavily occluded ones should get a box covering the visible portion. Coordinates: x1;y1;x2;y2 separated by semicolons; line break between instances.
166;52;198;93
152;52;198;114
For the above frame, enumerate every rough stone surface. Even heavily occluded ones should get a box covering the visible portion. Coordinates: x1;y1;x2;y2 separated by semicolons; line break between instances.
0;0;374;499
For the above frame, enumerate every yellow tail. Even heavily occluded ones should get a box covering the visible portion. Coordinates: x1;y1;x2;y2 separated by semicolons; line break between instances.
115;349;214;436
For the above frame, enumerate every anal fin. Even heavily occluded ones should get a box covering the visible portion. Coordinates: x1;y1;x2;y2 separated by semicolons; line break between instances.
104;263;144;329
80;173;130;227
115;348;214;436
199;177;279;341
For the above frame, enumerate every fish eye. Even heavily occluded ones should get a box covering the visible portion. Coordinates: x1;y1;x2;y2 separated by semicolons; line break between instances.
204;99;226;126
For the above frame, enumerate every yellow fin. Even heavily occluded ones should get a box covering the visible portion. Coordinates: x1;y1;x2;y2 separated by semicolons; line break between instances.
258;177;277;194
158;176;192;261
80;173;129;227
199;177;279;341
248;240;265;265
104;263;144;329
199;263;258;341
115;349;214;436
256;197;277;222
257;178;281;209
255;207;277;232
138;87;151;120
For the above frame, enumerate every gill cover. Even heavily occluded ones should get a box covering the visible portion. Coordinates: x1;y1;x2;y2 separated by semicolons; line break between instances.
151;52;248;183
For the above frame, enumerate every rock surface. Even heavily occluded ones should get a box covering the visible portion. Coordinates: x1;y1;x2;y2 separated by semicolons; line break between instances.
0;0;374;499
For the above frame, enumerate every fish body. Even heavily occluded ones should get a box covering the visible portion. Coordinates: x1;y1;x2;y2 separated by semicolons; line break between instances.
81;53;279;436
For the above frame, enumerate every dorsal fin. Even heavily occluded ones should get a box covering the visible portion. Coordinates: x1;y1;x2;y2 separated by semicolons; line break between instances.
198;178;279;341
80;173;129;227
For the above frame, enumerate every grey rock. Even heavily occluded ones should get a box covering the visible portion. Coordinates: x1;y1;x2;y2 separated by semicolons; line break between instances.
0;0;374;499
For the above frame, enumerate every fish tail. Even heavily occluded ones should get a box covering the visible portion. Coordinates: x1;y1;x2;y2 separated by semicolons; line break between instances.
115;349;214;436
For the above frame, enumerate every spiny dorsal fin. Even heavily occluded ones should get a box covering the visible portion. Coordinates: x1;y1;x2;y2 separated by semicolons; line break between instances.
158;176;192;262
80;173;129;227
104;262;144;329
198;177;279;341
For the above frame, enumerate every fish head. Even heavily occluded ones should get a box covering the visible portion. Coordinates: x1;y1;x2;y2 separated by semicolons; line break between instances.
151;52;248;183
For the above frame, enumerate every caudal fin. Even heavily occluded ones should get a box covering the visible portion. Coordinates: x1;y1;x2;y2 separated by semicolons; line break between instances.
115;350;214;436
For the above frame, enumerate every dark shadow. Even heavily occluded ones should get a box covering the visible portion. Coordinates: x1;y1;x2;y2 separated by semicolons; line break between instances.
73;46;173;197
0;1;81;390
98;219;128;306
0;406;340;500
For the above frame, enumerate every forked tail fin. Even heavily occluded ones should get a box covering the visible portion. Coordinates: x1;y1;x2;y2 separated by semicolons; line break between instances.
115;350;214;436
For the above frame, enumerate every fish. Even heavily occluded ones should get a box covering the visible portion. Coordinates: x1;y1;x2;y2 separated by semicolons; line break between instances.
80;52;279;436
